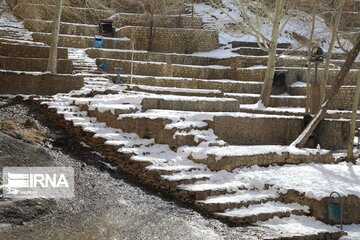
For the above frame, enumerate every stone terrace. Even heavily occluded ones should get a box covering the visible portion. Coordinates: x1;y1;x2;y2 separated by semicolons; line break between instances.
3;0;360;239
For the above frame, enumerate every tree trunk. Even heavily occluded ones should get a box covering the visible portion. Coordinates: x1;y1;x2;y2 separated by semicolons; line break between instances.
347;69;360;160
321;0;345;104
47;0;63;74
147;13;155;52
291;37;360;148
305;1;317;114
259;0;283;106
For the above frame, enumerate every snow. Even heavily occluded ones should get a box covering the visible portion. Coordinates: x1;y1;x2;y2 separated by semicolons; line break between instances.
192;46;240;59
341;225;360;240
234;162;360;200
256;215;341;237
187;145;329;161
0;11;33;41
217;201;309;218
198;190;278;204
193;0;352;52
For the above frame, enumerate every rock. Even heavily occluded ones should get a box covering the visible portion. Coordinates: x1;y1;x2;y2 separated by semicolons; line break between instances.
24;119;40;130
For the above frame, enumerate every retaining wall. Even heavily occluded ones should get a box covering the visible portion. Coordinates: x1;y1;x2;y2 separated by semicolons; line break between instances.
14;2;114;24
0;42;68;59
117;26;220;54
111;13;203;29
0;71;84;95
32;32;131;49
208;115;349;150
24;19;99;36
0;56;73;74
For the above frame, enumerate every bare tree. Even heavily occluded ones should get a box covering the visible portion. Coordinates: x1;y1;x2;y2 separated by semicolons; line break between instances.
347;69;360;160
47;0;63;73
210;0;293;106
320;0;346;104
291;37;360;148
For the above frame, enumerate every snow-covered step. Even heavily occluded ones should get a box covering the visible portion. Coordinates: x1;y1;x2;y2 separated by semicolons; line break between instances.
126;84;224;98
215;201;310;224
256;215;345;240
187;145;333;171
195;190;279;213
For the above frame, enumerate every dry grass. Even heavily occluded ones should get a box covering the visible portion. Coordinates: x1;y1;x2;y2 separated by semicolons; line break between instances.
0;120;44;144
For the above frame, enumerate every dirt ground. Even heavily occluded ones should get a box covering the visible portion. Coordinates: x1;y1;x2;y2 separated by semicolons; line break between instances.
0;97;278;240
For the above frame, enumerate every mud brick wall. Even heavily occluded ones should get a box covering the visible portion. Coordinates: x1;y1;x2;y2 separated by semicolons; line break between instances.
208;115;349;150
0;56;73;74
24;19;99;36
0;71;84;95
14;2;114;24
32;33;131;49
111;13;203;29
0;42;68;59
117;26;220;54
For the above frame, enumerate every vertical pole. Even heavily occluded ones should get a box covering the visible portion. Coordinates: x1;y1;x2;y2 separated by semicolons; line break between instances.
130;41;135;84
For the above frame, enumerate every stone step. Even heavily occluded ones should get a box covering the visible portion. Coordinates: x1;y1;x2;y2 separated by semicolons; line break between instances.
126;84;224;97
226;93;306;108
119;75;263;94
32;32;131;49
85;107;222;148
214;201;309;224
195;190;279;213
187;145;333;172
255;215;346;240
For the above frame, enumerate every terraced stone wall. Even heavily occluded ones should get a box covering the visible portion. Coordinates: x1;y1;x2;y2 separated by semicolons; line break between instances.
32;33;131;49
0;71;84;95
97;58;270;82
0;42;68;59
208;116;349;150
117;26;220;54
14;2;114;24
87;48;229;66
0;57;73;74
282;190;360;224
111;13;203;29
23;19;99;36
